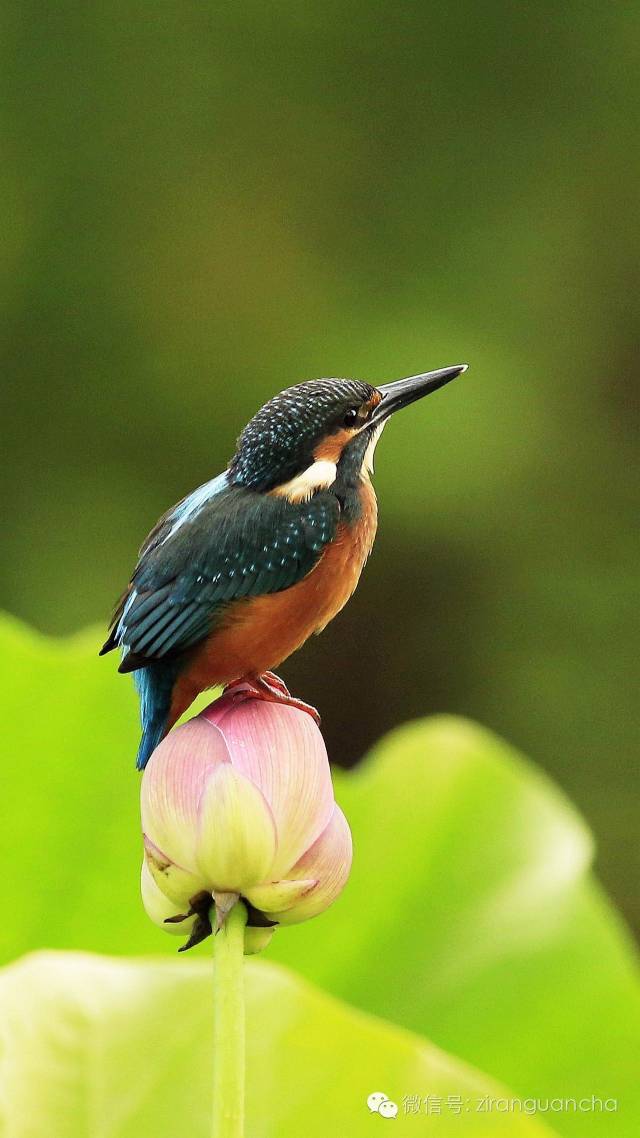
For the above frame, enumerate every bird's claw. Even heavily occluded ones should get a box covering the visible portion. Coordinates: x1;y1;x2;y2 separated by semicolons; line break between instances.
261;671;291;696
223;673;320;725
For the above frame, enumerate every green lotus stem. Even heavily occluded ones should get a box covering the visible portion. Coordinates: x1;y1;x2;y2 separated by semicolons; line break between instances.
212;900;247;1138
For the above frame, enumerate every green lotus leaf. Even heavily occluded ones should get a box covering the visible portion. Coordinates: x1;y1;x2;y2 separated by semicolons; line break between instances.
1;617;638;1135
0;951;560;1138
273;719;640;1136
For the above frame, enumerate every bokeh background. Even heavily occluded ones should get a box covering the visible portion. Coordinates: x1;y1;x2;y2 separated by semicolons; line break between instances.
2;4;638;932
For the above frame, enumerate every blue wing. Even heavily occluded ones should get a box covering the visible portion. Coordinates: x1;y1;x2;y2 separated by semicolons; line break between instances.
101;475;340;673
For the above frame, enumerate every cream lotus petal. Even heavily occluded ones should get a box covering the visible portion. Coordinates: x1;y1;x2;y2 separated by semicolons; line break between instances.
141;719;230;869
243;926;275;955
202;698;334;877
143;835;204;909
195;763;278;891
140;861;197;938
273;804;352;925
244;877;317;914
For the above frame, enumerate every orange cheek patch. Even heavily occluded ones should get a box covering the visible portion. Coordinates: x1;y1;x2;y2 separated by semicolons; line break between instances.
313;428;355;463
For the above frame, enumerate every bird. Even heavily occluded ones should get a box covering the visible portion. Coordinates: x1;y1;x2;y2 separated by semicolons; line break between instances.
101;364;467;768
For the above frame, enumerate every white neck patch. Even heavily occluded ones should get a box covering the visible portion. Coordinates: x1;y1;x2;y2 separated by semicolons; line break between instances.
272;459;337;503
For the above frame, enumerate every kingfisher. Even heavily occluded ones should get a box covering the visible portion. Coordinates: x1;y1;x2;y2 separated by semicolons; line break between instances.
101;364;467;768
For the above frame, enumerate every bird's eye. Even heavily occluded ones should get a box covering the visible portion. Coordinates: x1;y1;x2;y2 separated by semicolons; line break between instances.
343;407;359;427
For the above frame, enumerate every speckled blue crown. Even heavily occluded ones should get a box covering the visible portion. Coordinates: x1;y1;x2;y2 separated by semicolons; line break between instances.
229;379;376;490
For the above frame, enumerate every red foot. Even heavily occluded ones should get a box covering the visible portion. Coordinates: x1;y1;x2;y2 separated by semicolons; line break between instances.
223;673;321;726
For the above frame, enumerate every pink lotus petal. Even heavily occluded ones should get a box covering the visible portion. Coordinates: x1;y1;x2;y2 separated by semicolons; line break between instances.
141;718;230;869
140;861;196;938
141;690;352;948
273;805;352;925
203;697;334;877
195;763;278;892
201;688;253;727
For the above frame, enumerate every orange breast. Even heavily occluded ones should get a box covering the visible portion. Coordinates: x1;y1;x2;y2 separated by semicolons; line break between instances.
170;482;378;724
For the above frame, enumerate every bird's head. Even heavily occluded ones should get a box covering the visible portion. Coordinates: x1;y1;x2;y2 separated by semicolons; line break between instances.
228;365;467;501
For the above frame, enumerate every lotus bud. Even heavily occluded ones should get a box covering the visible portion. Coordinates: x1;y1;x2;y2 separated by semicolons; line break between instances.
140;686;352;953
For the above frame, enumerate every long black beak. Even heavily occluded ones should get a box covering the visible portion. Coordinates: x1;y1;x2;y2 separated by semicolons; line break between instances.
369;364;468;428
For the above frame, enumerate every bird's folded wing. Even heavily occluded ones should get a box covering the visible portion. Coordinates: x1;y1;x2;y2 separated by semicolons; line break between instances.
101;483;340;671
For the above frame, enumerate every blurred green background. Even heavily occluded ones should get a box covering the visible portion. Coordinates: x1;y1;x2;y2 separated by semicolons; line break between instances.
2;4;637;933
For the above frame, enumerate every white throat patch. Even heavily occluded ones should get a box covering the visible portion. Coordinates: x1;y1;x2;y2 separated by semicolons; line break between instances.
361;423;385;480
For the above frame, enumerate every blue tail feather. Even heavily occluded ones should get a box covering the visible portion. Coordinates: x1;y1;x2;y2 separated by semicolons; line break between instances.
134;662;179;770
136;715;168;771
